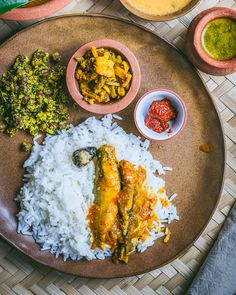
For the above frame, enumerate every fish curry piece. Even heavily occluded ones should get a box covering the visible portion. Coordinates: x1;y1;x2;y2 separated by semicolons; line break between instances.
88;147;158;264
118;160;137;237
75;47;132;105
88;144;121;250
114;161;157;263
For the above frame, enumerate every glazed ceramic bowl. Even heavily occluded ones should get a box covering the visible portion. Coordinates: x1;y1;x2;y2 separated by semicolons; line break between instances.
119;0;200;21
0;0;73;21
194;8;236;69
186;7;236;75
134;89;187;142
66;39;141;114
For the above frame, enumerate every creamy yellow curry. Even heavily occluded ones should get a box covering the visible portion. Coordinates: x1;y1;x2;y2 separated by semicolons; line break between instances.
127;0;192;16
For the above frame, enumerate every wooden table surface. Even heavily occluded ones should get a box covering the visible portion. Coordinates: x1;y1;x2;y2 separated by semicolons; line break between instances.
0;1;235;294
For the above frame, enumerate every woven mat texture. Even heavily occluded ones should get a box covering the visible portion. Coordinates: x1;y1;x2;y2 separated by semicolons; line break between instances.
0;0;236;294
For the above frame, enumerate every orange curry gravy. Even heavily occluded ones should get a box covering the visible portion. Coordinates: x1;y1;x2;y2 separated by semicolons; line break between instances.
88;144;158;263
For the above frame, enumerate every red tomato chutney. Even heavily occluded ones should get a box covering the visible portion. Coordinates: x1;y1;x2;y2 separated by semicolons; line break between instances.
145;98;177;133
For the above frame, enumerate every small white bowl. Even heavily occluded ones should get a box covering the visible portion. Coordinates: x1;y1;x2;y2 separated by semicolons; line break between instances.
134;89;187;142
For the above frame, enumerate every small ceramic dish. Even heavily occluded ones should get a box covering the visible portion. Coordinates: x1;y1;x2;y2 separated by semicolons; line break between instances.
119;0;200;22
66;39;141;114
186;7;236;75
134;89;187;142
194;8;236;70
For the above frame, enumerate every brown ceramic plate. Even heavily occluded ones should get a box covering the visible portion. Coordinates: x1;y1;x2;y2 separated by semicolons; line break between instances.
0;14;225;278
119;0;200;21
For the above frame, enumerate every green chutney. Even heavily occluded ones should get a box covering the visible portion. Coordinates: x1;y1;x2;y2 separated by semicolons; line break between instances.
202;18;236;61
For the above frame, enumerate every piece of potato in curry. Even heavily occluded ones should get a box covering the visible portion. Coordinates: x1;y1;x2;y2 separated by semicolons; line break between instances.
75;47;132;105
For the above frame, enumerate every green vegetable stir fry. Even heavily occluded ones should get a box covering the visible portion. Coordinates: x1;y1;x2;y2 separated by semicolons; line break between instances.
0;49;70;137
21;141;32;152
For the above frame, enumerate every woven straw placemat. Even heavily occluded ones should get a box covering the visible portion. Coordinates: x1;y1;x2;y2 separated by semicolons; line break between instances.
0;0;235;294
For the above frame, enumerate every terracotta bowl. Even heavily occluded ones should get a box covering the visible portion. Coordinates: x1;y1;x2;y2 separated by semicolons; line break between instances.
66;39;141;114
134;89;187;142
186;7;236;75
119;0;200;21
0;0;73;21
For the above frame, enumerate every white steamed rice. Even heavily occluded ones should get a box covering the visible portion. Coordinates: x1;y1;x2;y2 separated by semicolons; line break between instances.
16;115;179;261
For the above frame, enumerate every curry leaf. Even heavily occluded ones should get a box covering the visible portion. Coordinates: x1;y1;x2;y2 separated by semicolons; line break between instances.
0;0;29;14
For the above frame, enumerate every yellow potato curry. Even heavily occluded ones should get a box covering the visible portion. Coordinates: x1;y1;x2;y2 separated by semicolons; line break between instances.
75;47;132;105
